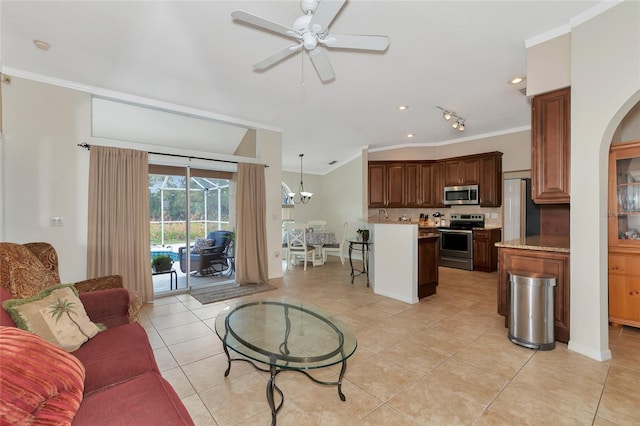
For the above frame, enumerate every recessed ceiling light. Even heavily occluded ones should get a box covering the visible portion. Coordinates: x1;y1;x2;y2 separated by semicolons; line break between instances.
397;105;409;111
33;40;51;51
509;76;526;84
406;133;415;138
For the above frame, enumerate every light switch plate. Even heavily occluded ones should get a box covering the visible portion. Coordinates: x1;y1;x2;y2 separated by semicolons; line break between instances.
50;217;64;227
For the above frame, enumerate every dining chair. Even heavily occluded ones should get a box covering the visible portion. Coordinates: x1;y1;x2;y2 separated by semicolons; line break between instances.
322;222;347;265
286;223;316;271
307;220;327;231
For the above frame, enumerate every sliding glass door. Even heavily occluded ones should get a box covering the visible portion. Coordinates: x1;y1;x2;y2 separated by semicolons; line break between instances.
149;165;234;296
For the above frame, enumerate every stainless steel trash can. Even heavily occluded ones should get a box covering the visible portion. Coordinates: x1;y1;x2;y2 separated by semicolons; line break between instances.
508;271;556;351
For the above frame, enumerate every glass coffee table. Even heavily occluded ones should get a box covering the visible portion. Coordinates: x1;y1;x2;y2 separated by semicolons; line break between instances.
214;299;357;425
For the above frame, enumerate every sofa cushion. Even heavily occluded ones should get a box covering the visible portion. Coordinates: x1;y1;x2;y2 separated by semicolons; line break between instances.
72;322;158;395
2;284;102;352
0;242;58;298
0;288;16;327
73;372;193;425
0;326;85;425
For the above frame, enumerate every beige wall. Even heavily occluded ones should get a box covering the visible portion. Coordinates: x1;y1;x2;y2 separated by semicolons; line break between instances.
368;130;531;173
526;33;572;97
612;102;640;144
256;129;284;279
525;0;640;361
569;0;640;361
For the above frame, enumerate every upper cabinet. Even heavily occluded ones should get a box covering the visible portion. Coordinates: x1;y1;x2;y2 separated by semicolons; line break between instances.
405;162;435;208
368;162;405;208
479;153;502;207
368;152;502;208
444;158;480;186
531;87;571;204
608;140;640;248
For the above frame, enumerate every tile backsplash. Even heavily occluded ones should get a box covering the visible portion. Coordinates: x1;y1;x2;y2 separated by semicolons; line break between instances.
367;205;502;228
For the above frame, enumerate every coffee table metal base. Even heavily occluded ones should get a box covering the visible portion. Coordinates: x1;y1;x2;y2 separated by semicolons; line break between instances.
219;301;350;425
222;353;347;425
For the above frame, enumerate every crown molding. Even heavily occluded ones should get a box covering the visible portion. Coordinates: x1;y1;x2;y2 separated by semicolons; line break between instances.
1;66;282;133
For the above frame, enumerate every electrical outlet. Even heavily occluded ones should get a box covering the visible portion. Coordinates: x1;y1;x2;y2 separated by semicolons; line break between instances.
275;251;280;259
50;217;64;227
491;213;498;219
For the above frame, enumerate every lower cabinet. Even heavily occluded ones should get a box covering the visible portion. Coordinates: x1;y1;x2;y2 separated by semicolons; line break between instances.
608;251;640;328
418;235;439;298
497;247;570;343
473;228;501;272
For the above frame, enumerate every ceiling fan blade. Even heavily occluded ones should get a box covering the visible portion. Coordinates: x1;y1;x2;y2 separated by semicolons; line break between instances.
308;47;336;82
308;0;346;34
253;44;303;70
232;10;300;39
323;34;390;51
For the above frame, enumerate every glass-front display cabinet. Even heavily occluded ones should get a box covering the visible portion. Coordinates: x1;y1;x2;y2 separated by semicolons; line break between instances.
609;141;640;245
608;140;640;328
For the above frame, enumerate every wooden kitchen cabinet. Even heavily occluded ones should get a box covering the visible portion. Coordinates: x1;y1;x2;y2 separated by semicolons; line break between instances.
497;246;570;343
368;162;405;207
368;152;502;208
418;235;439;298
432;161;447;207
531;87;571;204
406;162;435;208
607;140;640;328
473;228;501;272
479;154;502;207
444;157;480;186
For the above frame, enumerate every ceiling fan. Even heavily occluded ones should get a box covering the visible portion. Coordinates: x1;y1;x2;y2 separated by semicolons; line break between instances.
231;0;389;83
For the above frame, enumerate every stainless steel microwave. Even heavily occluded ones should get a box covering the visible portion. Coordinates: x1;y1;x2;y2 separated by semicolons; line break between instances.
444;184;479;205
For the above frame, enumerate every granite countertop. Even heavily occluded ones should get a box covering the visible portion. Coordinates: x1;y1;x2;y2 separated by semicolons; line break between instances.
495;235;570;253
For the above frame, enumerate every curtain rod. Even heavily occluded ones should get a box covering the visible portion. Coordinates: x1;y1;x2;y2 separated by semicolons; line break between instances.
77;143;269;167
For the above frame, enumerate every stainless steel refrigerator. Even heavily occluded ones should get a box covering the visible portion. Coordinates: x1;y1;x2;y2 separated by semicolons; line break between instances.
503;178;540;240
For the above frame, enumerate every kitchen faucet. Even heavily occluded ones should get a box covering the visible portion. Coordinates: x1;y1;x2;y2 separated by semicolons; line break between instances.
377;208;388;222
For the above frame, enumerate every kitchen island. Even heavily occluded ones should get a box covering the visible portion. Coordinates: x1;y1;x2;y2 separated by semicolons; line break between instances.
370;223;439;303
496;235;570;343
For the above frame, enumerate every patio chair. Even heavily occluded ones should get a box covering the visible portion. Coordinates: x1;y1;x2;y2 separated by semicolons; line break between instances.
179;230;233;276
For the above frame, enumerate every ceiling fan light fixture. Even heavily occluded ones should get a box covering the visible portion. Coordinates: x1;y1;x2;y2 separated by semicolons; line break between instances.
452;120;459;129
458;121;465;131
443;111;452;121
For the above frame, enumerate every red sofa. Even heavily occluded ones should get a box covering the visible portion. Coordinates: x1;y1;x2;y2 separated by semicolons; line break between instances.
0;287;194;425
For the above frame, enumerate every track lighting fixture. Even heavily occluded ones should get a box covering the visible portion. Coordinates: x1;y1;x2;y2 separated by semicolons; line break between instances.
436;106;466;132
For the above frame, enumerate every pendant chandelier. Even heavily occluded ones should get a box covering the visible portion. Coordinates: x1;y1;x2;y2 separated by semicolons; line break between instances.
288;154;313;204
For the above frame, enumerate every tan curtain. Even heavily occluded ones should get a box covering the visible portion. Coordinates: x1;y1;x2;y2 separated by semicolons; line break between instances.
235;163;268;284
87;146;153;302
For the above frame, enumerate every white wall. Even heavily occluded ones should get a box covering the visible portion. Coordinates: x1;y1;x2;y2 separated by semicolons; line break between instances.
2;77;91;282
569;0;640;361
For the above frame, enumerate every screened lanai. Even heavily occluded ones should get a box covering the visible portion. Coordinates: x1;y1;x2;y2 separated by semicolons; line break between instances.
149;170;234;294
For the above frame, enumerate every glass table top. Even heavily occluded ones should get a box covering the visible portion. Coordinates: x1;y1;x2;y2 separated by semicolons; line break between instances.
215;299;357;370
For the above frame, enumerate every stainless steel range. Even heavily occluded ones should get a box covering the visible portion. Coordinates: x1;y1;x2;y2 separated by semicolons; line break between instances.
438;214;485;271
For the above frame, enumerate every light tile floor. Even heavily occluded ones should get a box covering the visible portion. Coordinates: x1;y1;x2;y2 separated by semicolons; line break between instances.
139;258;640;425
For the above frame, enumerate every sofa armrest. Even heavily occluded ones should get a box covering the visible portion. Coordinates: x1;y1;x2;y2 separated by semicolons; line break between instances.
80;288;130;328
74;274;123;293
